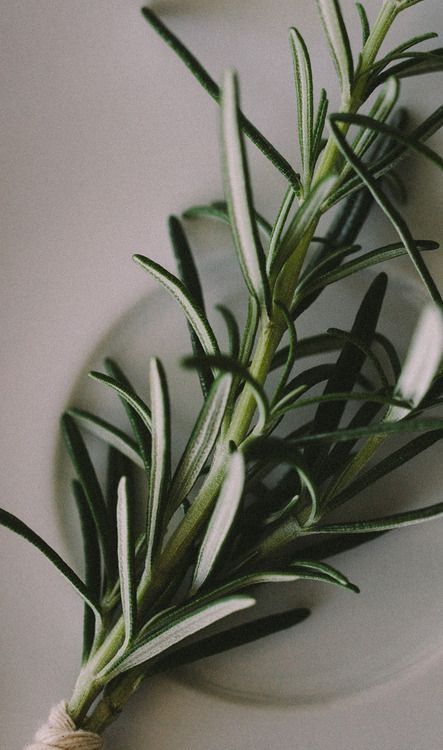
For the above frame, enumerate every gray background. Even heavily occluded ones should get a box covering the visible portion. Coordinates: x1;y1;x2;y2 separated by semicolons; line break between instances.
1;1;442;748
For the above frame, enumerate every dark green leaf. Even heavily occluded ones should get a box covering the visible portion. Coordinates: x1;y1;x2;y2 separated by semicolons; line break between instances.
62;414;117;581
305;273;388;468
169;215;213;398
0;506;101;619
168;373;233;515
72;480;101;663
355;2;370;45
316;0;354;97
289;27;314;186
183;201;273;238
215;305;241;358
105;595;256;679
67;407;143;469
104;358;151;474
140;8;301;191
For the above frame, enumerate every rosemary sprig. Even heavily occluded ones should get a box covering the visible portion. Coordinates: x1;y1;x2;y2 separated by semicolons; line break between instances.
2;1;443;743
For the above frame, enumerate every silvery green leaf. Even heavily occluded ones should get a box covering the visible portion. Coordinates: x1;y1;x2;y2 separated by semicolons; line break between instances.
373;32;438;72
145;358;171;576
221;69;272;317
311;88;329;165
289;560;359;592
289;28;314;186
308;498;443;535
316;0;354;99
296;240;438;300
355;2;370;45
387;305;443;420
266;188;296;276
334;111;443;172
183;201;273;238
106;595;255;678
168;373;233;514
216;305;241;358
192;451;245;593
0;507;101;620
68;408;144;469
104;358;151;473
202;569;358;598
133;254;219;363
117;477;137;646
89;372;152;431
169;215;213;399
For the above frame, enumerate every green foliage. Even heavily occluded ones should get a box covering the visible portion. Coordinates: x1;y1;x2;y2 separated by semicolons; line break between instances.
2;0;443;737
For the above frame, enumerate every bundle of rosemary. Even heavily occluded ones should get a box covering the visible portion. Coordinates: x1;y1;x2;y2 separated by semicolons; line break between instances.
3;0;443;746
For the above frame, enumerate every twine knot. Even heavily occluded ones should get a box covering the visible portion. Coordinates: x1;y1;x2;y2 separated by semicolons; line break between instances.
25;701;103;750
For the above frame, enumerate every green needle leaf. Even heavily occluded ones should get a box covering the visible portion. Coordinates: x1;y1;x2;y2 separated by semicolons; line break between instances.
145;358;171;577
192;451;245;593
140;7;301;191
72;480;101;663
183;201;273;238
289;27;314;187
289;560;359;592
334;112;443;171
316;0;354;99
296;240;438;300
133;254;219;362
329;116;443;305
312;88;329;166
305;273;388;468
169;215;213;399
62;414;117;582
104;358;151;474
116;476;137;646
68;408;144;469
221;69;272;318
266;187;297;276
0;506;101;619
215;305;241;358
168;373;233;515
355;2;370;45
89;372;152;432
329;429;443;511
310;500;443;535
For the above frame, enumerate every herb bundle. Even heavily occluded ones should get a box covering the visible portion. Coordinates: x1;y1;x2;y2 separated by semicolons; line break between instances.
4;1;443;746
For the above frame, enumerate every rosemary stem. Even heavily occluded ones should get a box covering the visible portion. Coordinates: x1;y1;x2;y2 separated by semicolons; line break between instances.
68;0;408;730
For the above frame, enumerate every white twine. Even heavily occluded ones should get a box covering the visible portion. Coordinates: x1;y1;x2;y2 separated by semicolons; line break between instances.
24;701;103;750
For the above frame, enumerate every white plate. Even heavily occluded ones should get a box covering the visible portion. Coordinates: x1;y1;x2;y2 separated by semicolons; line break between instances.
2;2;443;748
